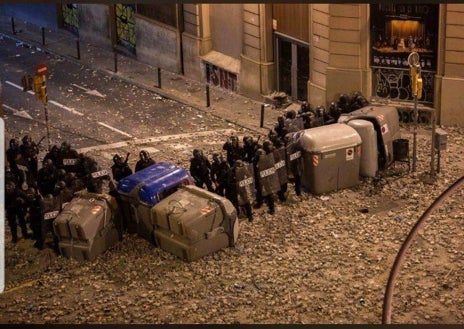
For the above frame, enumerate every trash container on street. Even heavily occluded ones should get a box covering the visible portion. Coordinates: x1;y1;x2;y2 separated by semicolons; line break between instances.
54;191;121;261
152;185;240;262
117;162;194;242
297;123;362;194
338;106;401;170
347;119;378;178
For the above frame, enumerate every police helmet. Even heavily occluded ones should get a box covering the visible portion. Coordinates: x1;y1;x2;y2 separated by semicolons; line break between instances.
140;150;150;162
54;181;66;192
57;168;67;178
61;141;71;152
285;110;297;119
113;154;122;164
338;94;350;105
9;138;19;150
193;149;201;158
43;158;54;168
256;148;266;157
262;140;274;153
22;135;32;145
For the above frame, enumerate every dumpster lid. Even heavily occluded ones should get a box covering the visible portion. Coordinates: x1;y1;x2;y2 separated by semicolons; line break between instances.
298;124;362;153
117;162;193;205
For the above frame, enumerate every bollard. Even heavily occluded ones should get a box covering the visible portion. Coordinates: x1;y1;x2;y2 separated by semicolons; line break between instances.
76;39;81;60
41;27;45;46
260;104;265;128
206;84;210;107
11;17;16;34
114;52;118;73
157;67;161;88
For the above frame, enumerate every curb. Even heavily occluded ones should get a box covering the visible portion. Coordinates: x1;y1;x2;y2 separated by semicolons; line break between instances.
1;30;271;137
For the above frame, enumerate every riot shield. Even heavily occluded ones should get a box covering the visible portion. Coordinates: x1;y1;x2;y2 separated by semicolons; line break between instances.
257;152;280;196
235;162;255;205
273;147;288;185
285;139;303;178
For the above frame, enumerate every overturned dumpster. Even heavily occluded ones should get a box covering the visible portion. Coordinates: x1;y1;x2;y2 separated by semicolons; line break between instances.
152;185;240;262
53;191;122;261
297;123;362;194
338;106;401;170
117;162;194;242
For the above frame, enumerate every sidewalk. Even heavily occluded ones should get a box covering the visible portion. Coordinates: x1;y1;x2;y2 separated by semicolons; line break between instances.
0;15;283;136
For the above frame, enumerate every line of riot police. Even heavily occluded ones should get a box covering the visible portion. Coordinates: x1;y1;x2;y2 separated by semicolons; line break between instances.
187;90;370;222
5;137;111;251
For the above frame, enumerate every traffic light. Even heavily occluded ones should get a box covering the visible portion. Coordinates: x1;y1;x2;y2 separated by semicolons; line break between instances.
33;75;43;99
32;75;47;104
21;75;33;92
39;85;48;105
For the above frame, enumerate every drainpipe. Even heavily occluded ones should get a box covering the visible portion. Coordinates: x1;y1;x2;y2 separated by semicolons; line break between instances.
177;4;185;75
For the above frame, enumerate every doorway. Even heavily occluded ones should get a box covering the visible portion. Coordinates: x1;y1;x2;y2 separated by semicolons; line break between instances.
276;34;309;101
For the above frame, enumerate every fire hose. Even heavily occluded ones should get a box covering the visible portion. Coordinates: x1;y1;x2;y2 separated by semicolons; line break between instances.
382;175;464;324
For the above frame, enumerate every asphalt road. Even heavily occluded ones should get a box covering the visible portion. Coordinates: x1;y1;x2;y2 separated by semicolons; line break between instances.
1;36;252;169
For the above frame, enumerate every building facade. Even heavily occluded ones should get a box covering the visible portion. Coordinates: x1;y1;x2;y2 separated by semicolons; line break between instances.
2;3;464;126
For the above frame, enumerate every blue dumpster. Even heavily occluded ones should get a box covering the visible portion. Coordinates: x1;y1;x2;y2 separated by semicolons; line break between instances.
117;162;194;242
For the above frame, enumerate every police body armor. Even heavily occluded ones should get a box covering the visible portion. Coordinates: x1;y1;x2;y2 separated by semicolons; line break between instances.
235;162;255;205
273;147;288;185
285;139;303;179
256;152;280;196
41;195;61;235
285;117;304;133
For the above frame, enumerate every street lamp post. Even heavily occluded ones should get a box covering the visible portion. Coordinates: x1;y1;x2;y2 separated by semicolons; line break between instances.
407;52;422;173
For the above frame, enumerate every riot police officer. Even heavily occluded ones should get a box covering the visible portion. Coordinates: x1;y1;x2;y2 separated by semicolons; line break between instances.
264;140;288;202
135;150;155;172
40;193;61;254
20;135;39;178
328;101;342;122
337;93;352;114
60;141;80;173
5;181;31;243
222;135;244;166
211;153;230;197
253;147;279;215
228;160;254;222
28;190;44;249
44;145;63;169
81;154;108;193
243;136;261;163
284;133;303;197
273;116;287;140
111;153;132;182
37;159;59;196
190;149;214;192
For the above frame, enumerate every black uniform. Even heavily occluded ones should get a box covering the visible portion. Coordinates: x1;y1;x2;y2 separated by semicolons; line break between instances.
60;142;80;173
80;155;108;193
190;149;214;192
210;153;230;197
19;135;39;178
37;159;59;196
28;192;44;249
44;145;63;169
5;182;31;243
222;136;244;166
253;148;277;215
135;150;156;172
111;153;133;182
243;136;260;163
228;160;254;222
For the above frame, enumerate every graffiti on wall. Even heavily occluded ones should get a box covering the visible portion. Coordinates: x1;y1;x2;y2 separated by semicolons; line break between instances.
373;68;434;104
62;4;79;36
115;4;136;54
205;62;238;93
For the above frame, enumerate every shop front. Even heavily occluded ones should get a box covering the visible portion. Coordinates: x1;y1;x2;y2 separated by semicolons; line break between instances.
370;4;439;105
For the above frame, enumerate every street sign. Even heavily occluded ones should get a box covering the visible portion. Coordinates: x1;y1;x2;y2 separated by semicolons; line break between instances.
36;63;48;76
